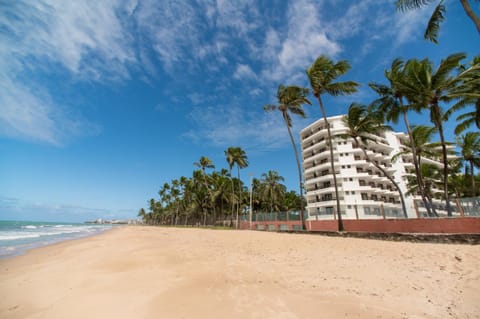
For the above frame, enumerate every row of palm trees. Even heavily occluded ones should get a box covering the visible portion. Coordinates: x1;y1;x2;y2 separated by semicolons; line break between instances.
264;52;479;230
138;150;304;226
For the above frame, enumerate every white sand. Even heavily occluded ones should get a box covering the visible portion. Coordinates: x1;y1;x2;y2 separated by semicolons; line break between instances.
1;226;479;319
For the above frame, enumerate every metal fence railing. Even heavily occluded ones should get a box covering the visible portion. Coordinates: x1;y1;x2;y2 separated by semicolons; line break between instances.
414;197;480;217
240;211;301;222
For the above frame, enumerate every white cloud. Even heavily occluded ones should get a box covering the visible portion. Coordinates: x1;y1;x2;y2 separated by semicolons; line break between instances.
184;104;311;152
233;64;257;81
0;0;135;144
260;0;341;83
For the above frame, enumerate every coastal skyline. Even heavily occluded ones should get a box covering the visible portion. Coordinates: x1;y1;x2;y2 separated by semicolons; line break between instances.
1;1;478;222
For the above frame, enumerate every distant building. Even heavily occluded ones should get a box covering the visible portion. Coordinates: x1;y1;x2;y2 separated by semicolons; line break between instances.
300;115;449;220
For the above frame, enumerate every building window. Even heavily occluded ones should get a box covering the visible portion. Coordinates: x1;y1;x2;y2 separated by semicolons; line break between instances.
345;191;350;195
361;193;368;200
364;207;371;215
325;207;334;215
347;205;352;209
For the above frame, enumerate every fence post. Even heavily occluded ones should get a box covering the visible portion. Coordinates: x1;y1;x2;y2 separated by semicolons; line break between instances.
413;200;420;218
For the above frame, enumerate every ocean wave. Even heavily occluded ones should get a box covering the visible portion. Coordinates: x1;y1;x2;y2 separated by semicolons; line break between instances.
22;225;37;229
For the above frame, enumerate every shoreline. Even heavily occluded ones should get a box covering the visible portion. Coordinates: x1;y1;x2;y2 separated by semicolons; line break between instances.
0;224;117;260
1;226;479;318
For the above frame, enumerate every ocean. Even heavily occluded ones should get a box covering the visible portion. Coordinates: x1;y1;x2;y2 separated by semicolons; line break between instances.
0;220;113;259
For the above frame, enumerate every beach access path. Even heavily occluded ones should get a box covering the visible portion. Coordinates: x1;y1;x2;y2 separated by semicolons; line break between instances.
0;226;479;319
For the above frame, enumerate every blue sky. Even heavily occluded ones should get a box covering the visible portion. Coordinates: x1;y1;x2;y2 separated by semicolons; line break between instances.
1;0;478;222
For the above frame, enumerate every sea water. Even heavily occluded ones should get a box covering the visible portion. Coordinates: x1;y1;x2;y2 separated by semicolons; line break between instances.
0;220;113;259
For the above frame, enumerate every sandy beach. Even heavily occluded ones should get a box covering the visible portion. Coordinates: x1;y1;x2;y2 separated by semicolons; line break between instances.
0;226;479;319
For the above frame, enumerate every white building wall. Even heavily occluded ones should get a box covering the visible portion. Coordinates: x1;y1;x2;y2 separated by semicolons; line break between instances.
301;115;422;220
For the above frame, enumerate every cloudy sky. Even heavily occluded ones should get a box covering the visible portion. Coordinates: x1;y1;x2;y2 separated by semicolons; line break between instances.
1;0;478;222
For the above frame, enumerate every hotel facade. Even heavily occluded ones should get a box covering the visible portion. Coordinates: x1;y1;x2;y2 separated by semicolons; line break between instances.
300;115;447;220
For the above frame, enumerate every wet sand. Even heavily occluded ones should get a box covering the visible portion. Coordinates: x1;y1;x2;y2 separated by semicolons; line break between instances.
1;226;479;318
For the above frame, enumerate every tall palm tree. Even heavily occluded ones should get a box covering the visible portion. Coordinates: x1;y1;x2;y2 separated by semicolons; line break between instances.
225;147;249;228
194;156;215;225
370;58;433;216
342;103;409;218
398;53;473;215
307;55;359;231
457;132;480;196
396;0;480;43
264;85;311;229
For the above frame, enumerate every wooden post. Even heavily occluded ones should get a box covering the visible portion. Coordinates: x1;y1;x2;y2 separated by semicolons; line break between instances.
354;204;359;220
380;204;386;219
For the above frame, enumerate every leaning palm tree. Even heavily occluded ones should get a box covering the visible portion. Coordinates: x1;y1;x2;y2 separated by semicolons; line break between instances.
396;0;480;43
264;85;311;229
225;147;249;228
370;58;433;216
457;132;480;197
342;103;409;218
307;55;359;231
398;53;475;215
393;125;442;216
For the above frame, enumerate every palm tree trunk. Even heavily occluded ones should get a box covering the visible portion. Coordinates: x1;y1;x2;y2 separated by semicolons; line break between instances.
357;138;408;218
201;170;216;225
317;96;343;231
283;113;306;230
229;168;235;227
470;161;477;197
402;110;432;216
236;166;241;229
459;0;480;34
436;117;453;216
418;154;439;217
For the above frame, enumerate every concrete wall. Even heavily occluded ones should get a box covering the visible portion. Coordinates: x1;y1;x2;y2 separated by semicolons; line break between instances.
240;218;480;234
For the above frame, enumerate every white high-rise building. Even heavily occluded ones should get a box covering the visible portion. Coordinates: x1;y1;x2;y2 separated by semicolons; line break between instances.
300;115;447;220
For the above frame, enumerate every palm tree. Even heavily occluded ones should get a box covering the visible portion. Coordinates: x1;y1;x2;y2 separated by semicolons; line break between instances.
457;132;480;196
396;0;480;43
393;125;442;216
194;156;215;225
307;55;359;231
398;53;474;215
137;208;146;223
264;85;311;229
225;147;249;228
447;56;480;134
260;170;286;213
342;103;409;218
370;58;433;216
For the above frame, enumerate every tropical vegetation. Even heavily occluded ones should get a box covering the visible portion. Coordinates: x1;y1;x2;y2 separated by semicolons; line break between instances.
140;14;480;227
